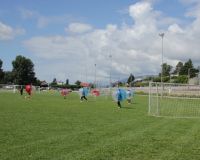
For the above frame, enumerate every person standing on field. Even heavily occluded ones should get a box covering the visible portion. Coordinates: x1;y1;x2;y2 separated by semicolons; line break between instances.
116;88;122;108
19;85;23;95
80;87;88;102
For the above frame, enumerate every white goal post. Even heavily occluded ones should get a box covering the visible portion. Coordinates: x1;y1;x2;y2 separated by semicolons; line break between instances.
149;82;200;118
0;84;41;93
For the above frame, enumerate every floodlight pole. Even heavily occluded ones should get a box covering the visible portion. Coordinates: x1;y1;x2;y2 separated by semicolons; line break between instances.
109;54;112;95
159;33;164;97
159;33;164;84
85;65;88;82
94;63;97;88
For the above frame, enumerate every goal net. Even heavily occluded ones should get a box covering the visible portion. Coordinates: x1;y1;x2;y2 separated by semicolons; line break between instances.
149;82;200;118
0;84;41;94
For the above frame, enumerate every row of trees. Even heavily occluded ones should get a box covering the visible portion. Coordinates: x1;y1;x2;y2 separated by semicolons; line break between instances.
49;78;82;90
0;55;40;85
120;59;199;87
154;59;199;83
161;59;198;77
1;56;199;87
0;55;83;89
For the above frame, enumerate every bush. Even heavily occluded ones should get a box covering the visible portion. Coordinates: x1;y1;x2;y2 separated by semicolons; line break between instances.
173;75;188;84
153;77;161;82
134;82;149;87
50;84;80;90
135;91;148;95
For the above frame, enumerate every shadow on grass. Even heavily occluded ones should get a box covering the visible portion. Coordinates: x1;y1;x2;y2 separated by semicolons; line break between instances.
122;106;135;109
131;102;137;104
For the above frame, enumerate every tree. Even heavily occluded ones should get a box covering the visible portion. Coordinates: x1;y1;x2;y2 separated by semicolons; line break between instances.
189;68;199;78
0;59;4;83
52;78;57;84
179;59;198;78
75;80;81;86
153;76;161;82
118;81;123;86
33;78;41;86
127;74;135;86
50;78;57;86
174;75;188;83
66;79;69;85
179;59;193;75
173;62;183;75
161;63;173;77
3;71;13;84
12;55;36;85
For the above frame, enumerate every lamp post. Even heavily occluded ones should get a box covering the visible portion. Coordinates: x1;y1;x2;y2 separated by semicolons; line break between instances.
94;63;96;88
109;54;112;95
85;65;88;82
159;33;165;84
159;33;164;97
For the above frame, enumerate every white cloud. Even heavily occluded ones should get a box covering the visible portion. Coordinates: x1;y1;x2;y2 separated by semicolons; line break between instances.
180;0;200;5
0;21;25;40
65;23;93;34
168;24;184;33
129;1;153;20
0;22;13;40
19;8;39;19
19;8;82;29
37;15;74;28
24;1;200;83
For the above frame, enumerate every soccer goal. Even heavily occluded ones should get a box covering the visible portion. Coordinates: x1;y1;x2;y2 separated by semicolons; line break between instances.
149;82;200;118
0;84;41;94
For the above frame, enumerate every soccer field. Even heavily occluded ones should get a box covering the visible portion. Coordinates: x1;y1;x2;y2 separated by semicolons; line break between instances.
1;92;200;160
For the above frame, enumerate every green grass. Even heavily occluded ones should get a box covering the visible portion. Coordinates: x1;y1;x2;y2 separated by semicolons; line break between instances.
1;92;200;160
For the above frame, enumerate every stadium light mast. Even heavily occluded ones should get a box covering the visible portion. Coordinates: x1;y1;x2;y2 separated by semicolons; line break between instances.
109;54;112;94
85;65;88;82
94;63;97;88
198;66;200;85
159;33;165;84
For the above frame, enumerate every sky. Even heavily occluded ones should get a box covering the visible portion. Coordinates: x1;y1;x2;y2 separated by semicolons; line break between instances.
0;0;200;84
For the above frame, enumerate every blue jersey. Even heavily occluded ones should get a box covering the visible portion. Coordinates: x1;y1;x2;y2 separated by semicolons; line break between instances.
82;87;89;96
117;89;127;101
117;89;122;101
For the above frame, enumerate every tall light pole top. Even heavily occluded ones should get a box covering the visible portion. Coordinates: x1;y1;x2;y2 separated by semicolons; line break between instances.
159;33;165;38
